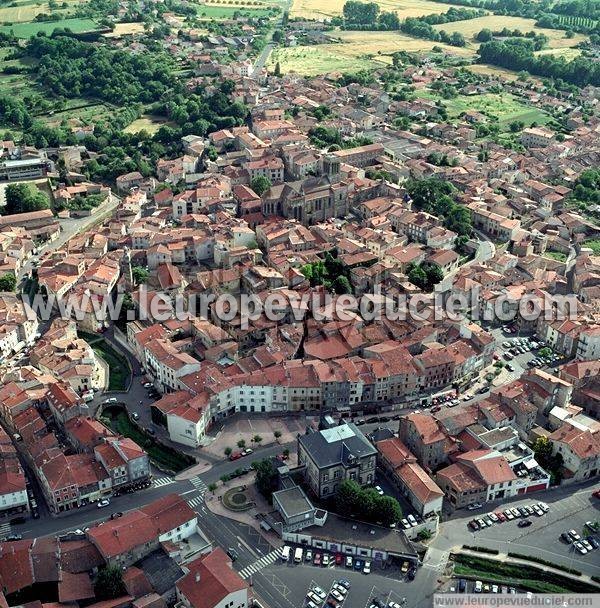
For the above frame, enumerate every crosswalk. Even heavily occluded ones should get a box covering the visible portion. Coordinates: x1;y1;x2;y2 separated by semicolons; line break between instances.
187;495;205;509
0;522;11;538
190;477;208;496
153;476;175;488
238;548;283;579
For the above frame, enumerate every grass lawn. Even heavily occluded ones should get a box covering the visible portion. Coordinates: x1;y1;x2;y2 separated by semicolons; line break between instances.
290;0;458;20
0;17;100;37
453;554;599;594
544;251;567;262
416;91;551;127
79;331;131;391
583;239;600;255
101;409;195;473
123;115;176;135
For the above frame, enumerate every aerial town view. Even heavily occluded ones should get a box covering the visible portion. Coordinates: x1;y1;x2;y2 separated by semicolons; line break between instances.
0;0;598;606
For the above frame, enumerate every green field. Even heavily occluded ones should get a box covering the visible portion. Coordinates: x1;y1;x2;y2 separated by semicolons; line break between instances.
417;91;550;126
0;17;100;37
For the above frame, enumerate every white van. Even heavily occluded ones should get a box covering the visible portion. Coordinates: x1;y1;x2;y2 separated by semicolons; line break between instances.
294;547;303;563
281;546;291;562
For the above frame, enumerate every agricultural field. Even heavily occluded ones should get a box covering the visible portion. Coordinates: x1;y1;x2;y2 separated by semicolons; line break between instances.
290;0;459;21
269;30;474;75
432;15;587;49
0;17;100;37
123;115;175;135
535;47;582;60
102;22;146;37
0;0;83;24
196;4;276;19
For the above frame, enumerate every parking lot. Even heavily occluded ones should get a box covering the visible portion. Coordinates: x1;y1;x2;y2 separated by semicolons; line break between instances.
256;557;426;608
442;485;600;578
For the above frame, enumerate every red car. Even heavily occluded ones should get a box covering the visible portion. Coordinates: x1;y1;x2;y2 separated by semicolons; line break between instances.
593;489;600;500
495;512;506;522
313;553;321;566
335;553;343;565
229;451;242;461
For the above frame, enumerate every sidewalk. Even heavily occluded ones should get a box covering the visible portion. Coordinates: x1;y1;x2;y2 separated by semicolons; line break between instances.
204;474;282;547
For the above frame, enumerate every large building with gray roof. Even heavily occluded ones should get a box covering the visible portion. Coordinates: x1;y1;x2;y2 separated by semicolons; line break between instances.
297;423;377;499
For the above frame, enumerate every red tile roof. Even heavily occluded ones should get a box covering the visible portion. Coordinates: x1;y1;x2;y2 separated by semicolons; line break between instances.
176;548;248;608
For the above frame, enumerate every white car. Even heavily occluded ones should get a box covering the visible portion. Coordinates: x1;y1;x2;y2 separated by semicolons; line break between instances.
581;540;593;552
374;485;384;496
491;585;499;594
333;584;347;596
537;502;549;513
574;541;588;555
311;587;326;601
305;550;313;563
503;509;514;520
104;397;117;404
488;513;499;523
407;514;418;526
363;560;371;574
97;499;110;508
322;554;330;567
132;412;140;420
330;590;344;602
474;581;483;593
241;448;253;456
400;519;411;529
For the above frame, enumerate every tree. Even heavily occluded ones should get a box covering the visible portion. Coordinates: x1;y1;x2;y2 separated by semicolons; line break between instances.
372;495;402;526
237;439;246;449
4;182;50;215
220;474;230;485
94;566;125;601
250;175;272;196
273;430;282;442
253;458;278;500
224;446;232;457
282;448;290;458
253;434;263;445
132;266;149;285
273;61;281;77
0;273;16;292
538;346;553;359
208;482;217;494
333;275;352;295
272;29;283;43
335;480;363;516
476;28;493;42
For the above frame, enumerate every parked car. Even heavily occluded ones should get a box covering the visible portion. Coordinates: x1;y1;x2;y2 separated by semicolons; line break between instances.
226;548;239;562
407;514;418;526
518;519;532;528
474;581;483;593
467;502;483;511
305;550;313;562
574;541;588;555
322;554;331;567
354;559;363;571
97;499;110;508
313;553;321;566
312;587;326;601
131;412;140;420
363;561;371;574
241;449;253;457
110;512;123;520
104;397;117;404
401;561;410;574
468;520;480;531
503;509;514;520
345;556;353;568
568;530;581;542
374;485;384;496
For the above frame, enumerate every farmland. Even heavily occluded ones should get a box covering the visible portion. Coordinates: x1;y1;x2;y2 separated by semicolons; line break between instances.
0;17;101;37
102;22;146;37
431;15;587;49
0;0;83;24
269;30;474;75
290;0;459;21
196;4;276;19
